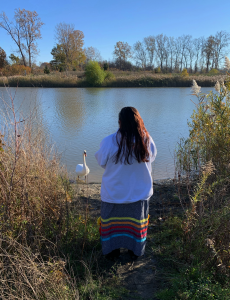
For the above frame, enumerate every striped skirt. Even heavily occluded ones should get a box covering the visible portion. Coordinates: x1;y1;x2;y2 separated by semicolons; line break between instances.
100;200;149;256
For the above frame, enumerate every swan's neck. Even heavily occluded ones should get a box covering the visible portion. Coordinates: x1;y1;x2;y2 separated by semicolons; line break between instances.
83;154;86;167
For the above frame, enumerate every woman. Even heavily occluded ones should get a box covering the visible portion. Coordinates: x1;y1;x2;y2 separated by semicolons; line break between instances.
95;107;157;260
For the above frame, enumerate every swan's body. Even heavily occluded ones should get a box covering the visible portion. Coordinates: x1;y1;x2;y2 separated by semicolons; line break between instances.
76;150;90;180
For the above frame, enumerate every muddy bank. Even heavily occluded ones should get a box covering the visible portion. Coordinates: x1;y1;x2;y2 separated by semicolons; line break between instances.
71;178;190;219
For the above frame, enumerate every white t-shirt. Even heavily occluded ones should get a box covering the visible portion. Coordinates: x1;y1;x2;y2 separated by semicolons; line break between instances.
95;132;157;204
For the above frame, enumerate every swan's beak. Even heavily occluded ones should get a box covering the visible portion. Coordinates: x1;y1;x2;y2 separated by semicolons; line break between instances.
85;153;87;157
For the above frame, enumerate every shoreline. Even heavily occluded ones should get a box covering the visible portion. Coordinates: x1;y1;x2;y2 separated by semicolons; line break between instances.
0;74;225;88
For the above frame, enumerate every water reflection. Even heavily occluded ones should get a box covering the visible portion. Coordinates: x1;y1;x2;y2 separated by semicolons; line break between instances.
52;88;85;136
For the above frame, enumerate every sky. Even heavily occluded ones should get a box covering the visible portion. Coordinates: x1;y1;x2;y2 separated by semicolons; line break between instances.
1;0;230;65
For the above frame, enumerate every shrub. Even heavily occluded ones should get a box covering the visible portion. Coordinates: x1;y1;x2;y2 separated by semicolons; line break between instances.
1;65;31;76
104;71;115;80
209;68;219;75
181;68;189;77
44;65;50;74
155;67;161;73
85;61;105;86
103;62;109;71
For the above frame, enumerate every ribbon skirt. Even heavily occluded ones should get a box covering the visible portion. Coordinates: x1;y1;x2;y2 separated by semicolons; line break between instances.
100;200;149;256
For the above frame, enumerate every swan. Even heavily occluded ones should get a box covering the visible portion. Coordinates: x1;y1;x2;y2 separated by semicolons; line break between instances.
76;150;90;181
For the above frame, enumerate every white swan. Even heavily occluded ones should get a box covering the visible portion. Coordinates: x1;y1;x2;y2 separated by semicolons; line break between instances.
76;150;90;181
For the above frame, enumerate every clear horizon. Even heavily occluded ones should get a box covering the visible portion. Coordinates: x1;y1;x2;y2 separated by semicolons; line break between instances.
1;0;230;65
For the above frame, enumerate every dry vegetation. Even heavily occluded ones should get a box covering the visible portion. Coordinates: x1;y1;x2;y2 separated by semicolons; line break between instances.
0;71;227;88
155;78;230;299
0;89;121;299
0;90;80;299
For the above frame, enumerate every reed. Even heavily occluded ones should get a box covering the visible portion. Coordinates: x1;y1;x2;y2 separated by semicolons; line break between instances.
0;73;226;88
155;77;230;298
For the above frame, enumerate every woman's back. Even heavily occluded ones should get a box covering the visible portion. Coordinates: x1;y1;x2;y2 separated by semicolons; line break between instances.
95;131;157;203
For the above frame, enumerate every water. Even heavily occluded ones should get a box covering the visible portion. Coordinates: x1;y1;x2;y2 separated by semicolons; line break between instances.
0;87;213;182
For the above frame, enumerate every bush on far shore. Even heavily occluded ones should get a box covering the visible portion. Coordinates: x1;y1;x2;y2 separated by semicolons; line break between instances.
85;61;105;86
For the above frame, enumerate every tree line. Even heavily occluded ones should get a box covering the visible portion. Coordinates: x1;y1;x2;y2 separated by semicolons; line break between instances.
0;8;230;73
112;32;230;72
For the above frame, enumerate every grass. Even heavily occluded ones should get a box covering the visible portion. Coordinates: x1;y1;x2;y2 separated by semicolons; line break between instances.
149;210;230;300
0;72;226;88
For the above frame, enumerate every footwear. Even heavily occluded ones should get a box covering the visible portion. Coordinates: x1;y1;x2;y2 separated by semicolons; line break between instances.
105;248;120;260
128;250;139;260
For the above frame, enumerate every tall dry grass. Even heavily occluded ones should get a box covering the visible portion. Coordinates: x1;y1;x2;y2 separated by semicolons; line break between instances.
0;237;79;299
0;89;68;242
0;88;120;299
0;72;227;88
0;89;81;298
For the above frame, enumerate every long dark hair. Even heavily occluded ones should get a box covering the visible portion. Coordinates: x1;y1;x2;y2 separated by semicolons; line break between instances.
114;107;150;164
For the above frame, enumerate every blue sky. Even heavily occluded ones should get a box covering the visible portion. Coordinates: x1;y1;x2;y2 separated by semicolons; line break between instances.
1;0;230;64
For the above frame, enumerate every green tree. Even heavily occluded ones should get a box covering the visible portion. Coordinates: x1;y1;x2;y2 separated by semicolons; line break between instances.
103;62;109;71
181;68;189;77
44;65;50;74
85;61;105;86
0;47;6;68
9;53;20;65
50;44;66;71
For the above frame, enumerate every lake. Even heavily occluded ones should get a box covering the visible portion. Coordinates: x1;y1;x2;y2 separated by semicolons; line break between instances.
0;87;213;182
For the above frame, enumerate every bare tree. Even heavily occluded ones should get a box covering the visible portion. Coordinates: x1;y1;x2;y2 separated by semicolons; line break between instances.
0;11;27;66
203;35;216;72
155;34;167;70
187;38;195;72
113;41;132;70
15;9;44;67
174;37;182;72
199;37;207;72
85;46;102;62
55;22;86;70
143;36;155;67
0;9;44;67
164;36;169;71
133;41;147;68
213;31;230;69
193;38;202;72
179;35;192;71
166;37;175;72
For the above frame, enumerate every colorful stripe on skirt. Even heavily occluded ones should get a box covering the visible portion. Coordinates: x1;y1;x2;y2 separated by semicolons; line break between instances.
100;200;149;256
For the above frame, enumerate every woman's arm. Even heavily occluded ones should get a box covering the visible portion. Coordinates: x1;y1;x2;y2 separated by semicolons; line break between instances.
149;137;157;163
95;136;111;169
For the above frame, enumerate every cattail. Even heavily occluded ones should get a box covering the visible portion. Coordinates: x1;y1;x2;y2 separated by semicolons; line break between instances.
224;56;230;70
221;82;226;92
191;79;201;95
214;81;220;92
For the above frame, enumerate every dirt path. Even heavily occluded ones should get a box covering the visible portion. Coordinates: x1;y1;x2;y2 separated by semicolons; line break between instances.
71;179;184;300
